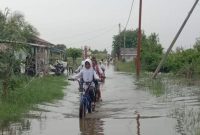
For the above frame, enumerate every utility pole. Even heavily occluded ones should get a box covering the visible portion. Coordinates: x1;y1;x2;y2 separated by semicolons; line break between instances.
84;46;87;59
119;23;121;34
152;0;199;79
118;23;122;60
123;29;126;60
136;0;142;77
123;30;126;49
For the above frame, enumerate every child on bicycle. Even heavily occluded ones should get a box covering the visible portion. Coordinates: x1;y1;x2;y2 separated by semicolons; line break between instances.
72;58;100;111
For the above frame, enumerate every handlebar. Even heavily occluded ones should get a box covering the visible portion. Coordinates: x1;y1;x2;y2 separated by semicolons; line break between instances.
68;78;75;81
68;78;81;85
68;78;102;84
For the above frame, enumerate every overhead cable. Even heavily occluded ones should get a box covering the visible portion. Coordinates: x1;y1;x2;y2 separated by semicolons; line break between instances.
124;0;135;31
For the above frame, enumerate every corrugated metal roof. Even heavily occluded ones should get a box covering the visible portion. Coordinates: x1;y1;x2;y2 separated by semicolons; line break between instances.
0;36;55;48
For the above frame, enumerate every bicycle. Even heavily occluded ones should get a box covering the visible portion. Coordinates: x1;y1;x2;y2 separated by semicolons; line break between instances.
68;79;95;118
94;76;106;102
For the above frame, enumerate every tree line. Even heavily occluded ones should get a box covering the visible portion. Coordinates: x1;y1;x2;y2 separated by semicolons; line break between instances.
112;29;200;78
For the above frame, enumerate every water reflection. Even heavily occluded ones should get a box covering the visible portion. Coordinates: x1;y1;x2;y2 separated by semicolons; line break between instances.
1;66;200;135
136;114;140;135
171;107;200;135
79;118;104;135
0;119;31;135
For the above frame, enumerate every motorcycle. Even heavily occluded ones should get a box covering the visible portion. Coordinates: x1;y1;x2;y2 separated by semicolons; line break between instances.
50;63;65;76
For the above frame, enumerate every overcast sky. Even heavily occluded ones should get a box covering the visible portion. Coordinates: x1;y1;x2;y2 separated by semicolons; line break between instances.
0;0;200;53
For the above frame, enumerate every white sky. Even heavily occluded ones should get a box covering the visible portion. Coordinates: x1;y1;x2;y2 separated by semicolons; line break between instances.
0;0;200;53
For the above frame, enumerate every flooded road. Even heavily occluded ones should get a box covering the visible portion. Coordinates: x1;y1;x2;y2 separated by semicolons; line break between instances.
1;65;200;135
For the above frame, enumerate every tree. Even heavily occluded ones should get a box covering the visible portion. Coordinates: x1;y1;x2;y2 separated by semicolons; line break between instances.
141;33;163;71
112;29;147;60
112;29;163;72
0;9;38;96
54;44;67;60
92;49;99;54
55;44;67;51
66;48;82;64
194;38;200;51
103;49;108;54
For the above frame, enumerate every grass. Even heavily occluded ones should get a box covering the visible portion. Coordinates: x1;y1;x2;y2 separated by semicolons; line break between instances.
136;75;166;97
0;75;68;121
114;61;135;73
114;61;166;96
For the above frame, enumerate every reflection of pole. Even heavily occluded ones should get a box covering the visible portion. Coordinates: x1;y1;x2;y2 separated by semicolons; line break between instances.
152;0;199;79
136;0;142;77
136;114;140;135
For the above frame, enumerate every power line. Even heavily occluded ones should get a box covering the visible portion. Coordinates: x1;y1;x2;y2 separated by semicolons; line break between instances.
122;0;135;50
63;24;117;39
69;25;116;45
124;0;135;31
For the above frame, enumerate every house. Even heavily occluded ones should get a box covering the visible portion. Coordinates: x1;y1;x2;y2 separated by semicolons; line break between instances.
0;37;55;75
27;36;54;75
120;48;137;62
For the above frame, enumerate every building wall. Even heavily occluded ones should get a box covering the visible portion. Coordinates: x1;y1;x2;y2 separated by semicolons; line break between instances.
121;55;136;62
14;49;27;61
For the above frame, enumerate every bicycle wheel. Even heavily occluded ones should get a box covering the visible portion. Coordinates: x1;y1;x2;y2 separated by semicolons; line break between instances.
88;101;92;113
79;102;86;118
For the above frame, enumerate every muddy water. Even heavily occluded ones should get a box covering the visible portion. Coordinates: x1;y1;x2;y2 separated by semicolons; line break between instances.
1;66;200;135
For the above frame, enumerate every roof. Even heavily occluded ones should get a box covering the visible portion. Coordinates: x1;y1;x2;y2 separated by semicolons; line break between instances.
29;36;55;47
0;37;55;48
120;48;137;56
50;47;65;53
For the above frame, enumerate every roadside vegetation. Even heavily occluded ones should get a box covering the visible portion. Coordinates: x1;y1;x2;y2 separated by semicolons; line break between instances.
112;29;200;79
0;9;68;122
0;75;68;121
115;61;135;73
0;8;39;97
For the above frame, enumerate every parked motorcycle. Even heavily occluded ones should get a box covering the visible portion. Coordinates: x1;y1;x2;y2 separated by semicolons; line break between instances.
50;63;65;76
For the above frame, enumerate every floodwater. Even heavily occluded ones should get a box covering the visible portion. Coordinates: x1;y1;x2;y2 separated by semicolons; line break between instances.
1;65;200;135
